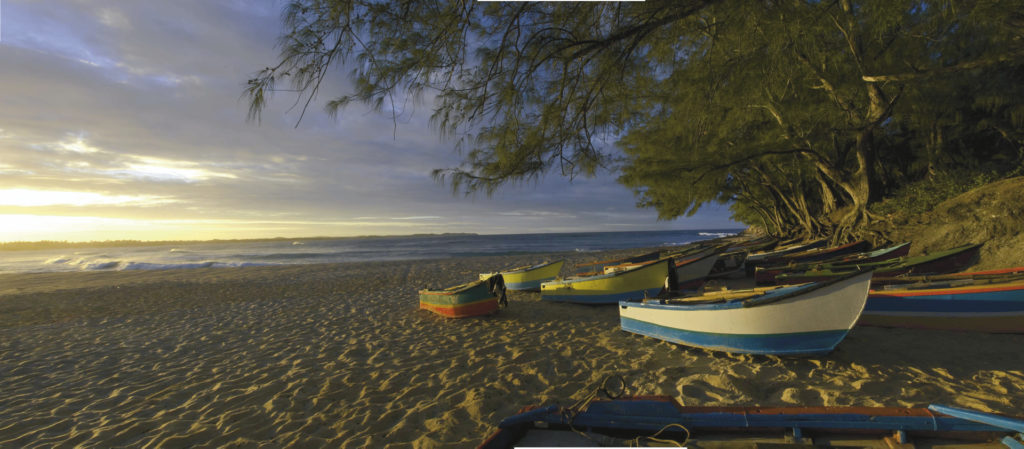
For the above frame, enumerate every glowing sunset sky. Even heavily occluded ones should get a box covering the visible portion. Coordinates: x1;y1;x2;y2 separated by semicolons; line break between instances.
0;1;739;242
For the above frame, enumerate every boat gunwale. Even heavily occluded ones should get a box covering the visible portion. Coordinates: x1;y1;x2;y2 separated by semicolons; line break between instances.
869;279;1024;297
496;259;564;276
627;270;872;311
419;278;490;296
542;258;671;288
776;243;981;281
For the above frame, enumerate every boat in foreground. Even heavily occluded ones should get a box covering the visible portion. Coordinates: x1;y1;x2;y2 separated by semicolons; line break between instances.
861;277;1024;333
541;258;672;304
480;396;1023;448
619;270;872;355
478;260;564;291
419;275;507;318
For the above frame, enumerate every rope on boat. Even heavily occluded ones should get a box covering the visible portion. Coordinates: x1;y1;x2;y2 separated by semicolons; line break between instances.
561;375;690;447
629;423;690;447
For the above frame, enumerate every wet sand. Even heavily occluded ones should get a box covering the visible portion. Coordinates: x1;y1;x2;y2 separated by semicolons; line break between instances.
1;250;1022;448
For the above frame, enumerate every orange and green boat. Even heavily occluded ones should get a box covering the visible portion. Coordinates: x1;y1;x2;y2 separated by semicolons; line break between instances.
419;275;507;318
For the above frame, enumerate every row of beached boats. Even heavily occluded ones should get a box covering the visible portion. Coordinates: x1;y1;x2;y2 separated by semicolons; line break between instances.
416;235;1024;447
419;234;1024;356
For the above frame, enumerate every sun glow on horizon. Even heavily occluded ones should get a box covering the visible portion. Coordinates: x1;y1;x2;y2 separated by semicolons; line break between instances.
0;214;475;243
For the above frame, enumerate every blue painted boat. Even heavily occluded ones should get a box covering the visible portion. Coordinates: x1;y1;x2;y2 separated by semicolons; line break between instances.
619;271;872;355
861;277;1024;333
480;396;1022;448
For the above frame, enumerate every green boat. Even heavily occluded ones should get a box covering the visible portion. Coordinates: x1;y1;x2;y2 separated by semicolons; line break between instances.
774;244;981;285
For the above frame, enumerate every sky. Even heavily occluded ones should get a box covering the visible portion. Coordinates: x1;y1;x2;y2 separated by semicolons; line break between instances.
0;0;740;242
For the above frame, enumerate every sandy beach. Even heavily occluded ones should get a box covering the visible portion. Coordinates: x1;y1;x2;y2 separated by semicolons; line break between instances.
1;249;1023;448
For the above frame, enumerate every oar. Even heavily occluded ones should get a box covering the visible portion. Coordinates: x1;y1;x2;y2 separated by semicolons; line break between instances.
928;404;1024;449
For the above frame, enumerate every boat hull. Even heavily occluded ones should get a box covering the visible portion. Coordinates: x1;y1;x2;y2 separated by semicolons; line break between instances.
776;244;981;285
419;278;500;318
573;250;661;275
619;271;872;355
541;259;670;304
744;239;827;275
860;281;1024;332
479;260;564;291
755;242;911;284
673;252;719;289
479;396;1019;449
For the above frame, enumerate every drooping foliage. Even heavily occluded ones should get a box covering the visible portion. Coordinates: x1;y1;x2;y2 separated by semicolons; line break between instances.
248;0;1024;240
247;0;716;193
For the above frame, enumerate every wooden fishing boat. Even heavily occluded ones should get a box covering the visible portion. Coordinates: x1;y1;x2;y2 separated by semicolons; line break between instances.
755;242;912;285
707;249;748;278
618;270;872;355
606;250;719;290
572;249;662;276
861;277;1024;333
774;244;981;285
873;265;1024;285
419;275;507;318
725;235;778;252
774;239;872;264
671;251;720;289
478;260;564;291
480;396;1024;448
541;258;672;305
744;238;827;274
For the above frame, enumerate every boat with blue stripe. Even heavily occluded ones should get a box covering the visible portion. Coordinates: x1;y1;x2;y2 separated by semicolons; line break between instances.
861;277;1024;332
619;270;872;355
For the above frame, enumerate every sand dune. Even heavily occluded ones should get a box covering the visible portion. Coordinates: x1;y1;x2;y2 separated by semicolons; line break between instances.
1;250;1022;448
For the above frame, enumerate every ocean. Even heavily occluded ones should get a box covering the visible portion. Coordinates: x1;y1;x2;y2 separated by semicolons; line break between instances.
0;229;742;274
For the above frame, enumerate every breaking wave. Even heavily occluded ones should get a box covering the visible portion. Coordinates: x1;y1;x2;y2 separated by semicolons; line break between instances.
698;231;736;238
40;256;272;272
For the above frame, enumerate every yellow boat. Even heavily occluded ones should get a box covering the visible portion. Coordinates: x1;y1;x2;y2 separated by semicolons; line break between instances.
479;260;565;291
540;259;671;304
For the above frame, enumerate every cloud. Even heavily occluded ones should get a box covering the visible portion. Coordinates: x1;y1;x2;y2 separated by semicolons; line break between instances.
390;216;442;221
0;189;177;207
115;156;238;183
0;0;741;241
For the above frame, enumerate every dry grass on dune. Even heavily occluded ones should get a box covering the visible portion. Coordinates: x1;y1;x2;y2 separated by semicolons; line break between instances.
1;250;1022;448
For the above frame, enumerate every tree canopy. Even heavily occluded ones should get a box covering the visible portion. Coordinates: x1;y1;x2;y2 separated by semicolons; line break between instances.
248;0;1024;240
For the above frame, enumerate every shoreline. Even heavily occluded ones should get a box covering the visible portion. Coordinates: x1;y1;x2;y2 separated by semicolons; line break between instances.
2;249;1022;448
0;228;746;252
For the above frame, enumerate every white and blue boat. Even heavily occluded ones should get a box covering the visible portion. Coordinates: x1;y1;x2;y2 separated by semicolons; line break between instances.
618;270;872;355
